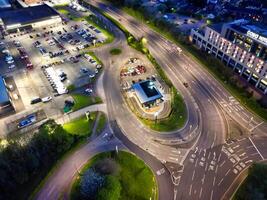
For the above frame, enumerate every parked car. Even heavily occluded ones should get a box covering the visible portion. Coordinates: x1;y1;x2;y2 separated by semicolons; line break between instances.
41;96;52;103
31;97;42;104
18;114;36;128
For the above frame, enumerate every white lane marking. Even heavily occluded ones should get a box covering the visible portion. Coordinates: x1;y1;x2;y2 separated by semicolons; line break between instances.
199;187;203;198
192;170;195;181
248;137;264;160
218;178;224;186
219;160;226;167
189;184;192;196
213;177;216;186
210;190;214;200
225;168;231;176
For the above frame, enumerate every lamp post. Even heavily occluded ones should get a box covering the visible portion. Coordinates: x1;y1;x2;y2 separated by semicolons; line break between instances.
85;111;90;121
154;112;158;125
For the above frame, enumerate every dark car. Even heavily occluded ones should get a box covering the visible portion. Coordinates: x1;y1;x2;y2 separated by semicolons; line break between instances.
31;97;42;104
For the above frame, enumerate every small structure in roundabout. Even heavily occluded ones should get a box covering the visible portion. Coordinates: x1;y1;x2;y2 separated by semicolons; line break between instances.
120;57;172;121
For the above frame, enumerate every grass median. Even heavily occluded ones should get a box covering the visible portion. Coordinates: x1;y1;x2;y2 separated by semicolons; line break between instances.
71;151;158;200
109;48;122;55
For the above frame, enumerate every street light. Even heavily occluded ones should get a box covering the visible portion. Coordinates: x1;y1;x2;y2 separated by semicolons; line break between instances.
85;111;90;121
154;112;158;125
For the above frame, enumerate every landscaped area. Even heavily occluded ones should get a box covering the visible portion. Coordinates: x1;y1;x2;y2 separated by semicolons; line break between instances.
141;88;187;132
95;113;107;135
63;114;97;136
234;163;267;200
109;48;122;55
71;151;158;200
71;94;102;111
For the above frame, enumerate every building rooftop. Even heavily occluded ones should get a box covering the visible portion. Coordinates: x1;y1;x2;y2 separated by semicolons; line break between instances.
209;23;224;33
132;80;163;104
225;19;267;37
0;77;9;105
0;4;59;27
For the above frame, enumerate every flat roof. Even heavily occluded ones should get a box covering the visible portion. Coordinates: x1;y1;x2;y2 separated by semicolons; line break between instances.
209;23;223;33
133;80;162;104
0;4;60;27
0;76;9;104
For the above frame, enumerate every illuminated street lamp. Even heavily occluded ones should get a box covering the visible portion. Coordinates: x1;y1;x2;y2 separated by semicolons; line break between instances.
154;112;158;125
85;111;90;121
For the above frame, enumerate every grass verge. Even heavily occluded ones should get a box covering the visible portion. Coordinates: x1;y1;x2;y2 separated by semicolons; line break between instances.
109;48;122;55
63;114;97;136
71;94;102;111
95;113;107;134
141;88;187;132
70;151;158;200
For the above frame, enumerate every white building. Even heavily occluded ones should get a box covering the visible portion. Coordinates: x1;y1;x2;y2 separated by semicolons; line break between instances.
191;19;267;94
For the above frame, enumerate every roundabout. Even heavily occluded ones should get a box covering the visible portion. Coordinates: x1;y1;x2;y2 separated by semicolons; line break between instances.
70;151;158;200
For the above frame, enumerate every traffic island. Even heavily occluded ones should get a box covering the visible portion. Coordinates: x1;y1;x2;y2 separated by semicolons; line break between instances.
120;57;186;132
70;151;158;200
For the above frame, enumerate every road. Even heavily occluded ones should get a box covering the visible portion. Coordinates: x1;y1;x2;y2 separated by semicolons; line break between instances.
35;2;267;200
86;1;267;199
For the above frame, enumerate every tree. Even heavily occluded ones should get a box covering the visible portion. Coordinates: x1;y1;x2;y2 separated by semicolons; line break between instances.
80;169;105;199
188;0;206;7
96;176;121;200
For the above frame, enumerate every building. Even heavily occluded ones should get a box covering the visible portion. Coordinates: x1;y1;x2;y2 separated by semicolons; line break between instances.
0;4;61;33
132;80;163;107
191;19;267;94
0;76;13;115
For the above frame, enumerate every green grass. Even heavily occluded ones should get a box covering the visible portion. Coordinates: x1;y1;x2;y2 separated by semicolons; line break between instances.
95;113;107;134
71;94;102;111
71;151;158;200
233;163;267;200
57;8;69;15
63;114;97;136
67;84;76;92
109;48;122;55
141;88;187;131
120;6;267;121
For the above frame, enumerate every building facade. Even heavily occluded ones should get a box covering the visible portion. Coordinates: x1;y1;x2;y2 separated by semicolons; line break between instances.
191;19;267;94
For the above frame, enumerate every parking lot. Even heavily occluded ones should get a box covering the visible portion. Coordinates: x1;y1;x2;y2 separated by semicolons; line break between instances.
0;12;106;130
